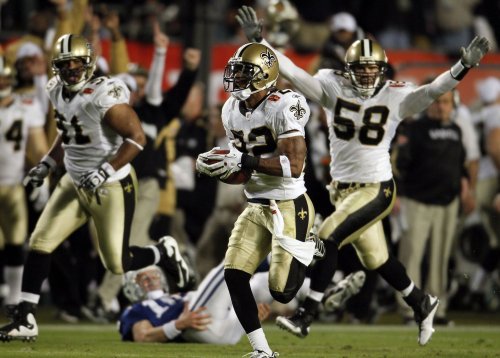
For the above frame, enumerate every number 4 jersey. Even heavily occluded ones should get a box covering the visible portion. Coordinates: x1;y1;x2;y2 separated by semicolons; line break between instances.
0;95;45;185
222;89;310;201
315;69;416;183
46;76;131;184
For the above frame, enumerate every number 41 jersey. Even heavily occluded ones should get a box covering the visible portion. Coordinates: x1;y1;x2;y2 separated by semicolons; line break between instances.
46;76;131;184
221;89;310;201
315;69;416;183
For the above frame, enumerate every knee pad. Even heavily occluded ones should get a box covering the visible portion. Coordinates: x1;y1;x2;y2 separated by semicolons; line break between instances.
269;262;306;304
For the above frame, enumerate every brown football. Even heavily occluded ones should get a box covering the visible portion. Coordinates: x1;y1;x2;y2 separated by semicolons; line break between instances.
203;149;252;185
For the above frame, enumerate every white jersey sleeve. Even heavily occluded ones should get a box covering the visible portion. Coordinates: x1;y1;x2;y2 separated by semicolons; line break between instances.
274;91;309;139
262;39;324;105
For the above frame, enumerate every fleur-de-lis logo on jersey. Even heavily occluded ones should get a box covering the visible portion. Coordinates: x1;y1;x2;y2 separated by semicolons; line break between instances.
384;187;392;198
260;50;276;68
298;208;307;220
124;183;133;194
290;100;306;120
108;86;122;99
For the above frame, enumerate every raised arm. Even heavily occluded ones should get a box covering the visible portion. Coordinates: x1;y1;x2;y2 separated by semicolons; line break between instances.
400;36;490;118
145;21;169;106
236;6;325;104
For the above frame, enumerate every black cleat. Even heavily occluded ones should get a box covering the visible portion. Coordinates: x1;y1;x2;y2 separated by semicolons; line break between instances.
156;236;191;291
275;307;314;338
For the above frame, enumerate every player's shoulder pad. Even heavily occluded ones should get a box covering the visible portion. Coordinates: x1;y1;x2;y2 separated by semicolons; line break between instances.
88;76;130;99
388;80;409;88
46;76;59;92
267;89;306;106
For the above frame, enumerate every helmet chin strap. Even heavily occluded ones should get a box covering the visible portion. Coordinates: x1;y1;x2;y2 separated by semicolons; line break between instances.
231;88;253;101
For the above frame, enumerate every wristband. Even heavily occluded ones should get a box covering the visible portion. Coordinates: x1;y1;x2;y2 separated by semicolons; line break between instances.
41;155;57;170
162;321;182;340
450;61;470;81
100;162;116;177
279;155;292;178
241;153;260;170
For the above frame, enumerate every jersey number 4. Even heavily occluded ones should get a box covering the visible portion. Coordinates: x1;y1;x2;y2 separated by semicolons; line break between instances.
5;119;23;151
333;98;389;145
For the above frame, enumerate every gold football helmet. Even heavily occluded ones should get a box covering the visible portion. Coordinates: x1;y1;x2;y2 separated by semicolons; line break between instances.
0;56;15;98
51;34;96;92
223;42;279;100
345;39;388;98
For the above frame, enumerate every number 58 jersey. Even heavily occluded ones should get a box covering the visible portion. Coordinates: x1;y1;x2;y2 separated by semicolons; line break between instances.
221;89;310;200
46;76;131;183
315;69;416;183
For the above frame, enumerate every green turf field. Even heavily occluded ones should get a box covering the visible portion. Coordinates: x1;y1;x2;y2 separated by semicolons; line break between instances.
1;322;500;357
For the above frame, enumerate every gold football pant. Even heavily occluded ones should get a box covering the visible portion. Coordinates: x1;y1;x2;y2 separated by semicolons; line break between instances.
225;193;315;303
29;172;137;274
322;179;396;270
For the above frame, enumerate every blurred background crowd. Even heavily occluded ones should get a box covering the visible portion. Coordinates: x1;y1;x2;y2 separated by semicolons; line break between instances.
0;0;499;328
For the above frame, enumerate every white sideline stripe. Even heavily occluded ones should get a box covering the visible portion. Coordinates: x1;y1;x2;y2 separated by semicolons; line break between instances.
38;324;500;333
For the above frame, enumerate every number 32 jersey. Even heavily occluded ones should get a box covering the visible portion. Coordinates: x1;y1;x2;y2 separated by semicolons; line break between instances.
315;70;416;183
221;90;310;200
46;76;131;184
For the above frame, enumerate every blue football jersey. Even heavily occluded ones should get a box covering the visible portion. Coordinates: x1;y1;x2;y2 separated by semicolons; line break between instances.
118;293;185;341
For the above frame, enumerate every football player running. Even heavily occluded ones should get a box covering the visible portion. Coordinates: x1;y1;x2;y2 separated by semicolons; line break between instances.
0;57;48;310
236;6;490;346
196;42;323;358
0;35;191;342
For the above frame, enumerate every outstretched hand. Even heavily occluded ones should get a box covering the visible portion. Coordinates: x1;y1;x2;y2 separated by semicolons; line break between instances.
460;36;490;68
236;5;263;42
175;302;211;331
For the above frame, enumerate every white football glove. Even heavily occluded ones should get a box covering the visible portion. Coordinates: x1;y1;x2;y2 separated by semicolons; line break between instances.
460;36;490;68
196;147;224;177
79;162;115;191
213;143;244;179
236;5;263;42
23;160;52;188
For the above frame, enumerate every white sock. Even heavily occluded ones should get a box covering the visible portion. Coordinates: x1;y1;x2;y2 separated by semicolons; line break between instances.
401;282;415;297
4;265;23;305
470;267;487;292
20;292;40;304
147;245;161;264
308;289;324;302
247;328;272;354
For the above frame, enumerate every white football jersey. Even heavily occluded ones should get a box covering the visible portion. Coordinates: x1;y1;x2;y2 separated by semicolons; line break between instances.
46;76;132;184
222;90;310;200
315;70;416;182
0;95;45;185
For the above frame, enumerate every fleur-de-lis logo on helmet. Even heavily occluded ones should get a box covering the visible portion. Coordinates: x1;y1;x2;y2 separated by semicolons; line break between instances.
260;49;277;68
289;100;306;120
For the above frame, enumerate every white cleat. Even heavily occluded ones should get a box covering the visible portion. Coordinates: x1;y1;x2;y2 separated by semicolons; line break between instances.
416;295;439;346
323;271;366;312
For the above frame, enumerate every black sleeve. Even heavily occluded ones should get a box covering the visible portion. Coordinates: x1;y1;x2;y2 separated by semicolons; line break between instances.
161;68;198;120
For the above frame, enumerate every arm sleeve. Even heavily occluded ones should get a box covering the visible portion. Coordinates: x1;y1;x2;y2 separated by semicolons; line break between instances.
161;69;198;120
261;39;325;104
399;71;459;119
145;47;167;106
34;74;49;115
